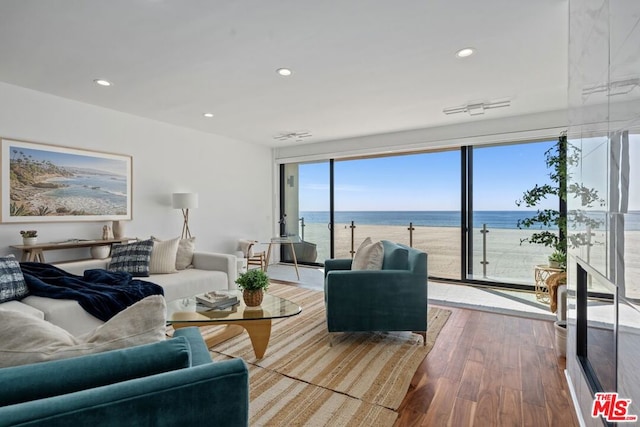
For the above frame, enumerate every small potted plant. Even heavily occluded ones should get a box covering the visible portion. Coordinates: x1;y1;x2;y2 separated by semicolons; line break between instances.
20;230;38;246
235;269;269;307
548;251;566;269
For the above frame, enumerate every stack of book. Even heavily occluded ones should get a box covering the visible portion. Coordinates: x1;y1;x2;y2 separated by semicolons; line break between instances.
195;291;239;309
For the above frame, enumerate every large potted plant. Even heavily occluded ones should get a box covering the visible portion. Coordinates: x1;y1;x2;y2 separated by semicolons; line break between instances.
516;133;604;270
517;134;604;357
235;269;269;307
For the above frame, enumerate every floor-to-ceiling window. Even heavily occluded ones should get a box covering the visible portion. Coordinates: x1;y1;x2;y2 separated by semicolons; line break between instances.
470;141;557;285
332;151;461;279
279;139;561;289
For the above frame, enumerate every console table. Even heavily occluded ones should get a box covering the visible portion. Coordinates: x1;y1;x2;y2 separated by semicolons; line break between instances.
11;238;132;263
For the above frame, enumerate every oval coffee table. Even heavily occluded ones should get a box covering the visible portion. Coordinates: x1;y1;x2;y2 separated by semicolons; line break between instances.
166;290;301;359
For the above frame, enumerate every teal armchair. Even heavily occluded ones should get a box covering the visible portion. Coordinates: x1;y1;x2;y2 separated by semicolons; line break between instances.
324;240;428;344
0;327;249;426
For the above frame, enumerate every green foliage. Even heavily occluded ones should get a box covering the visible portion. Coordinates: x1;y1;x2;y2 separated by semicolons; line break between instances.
516;133;605;269
10;203;28;216
36;206;52;216
548;250;566;268
20;230;38;237
516;135;567;257
9;151;72;186
235;269;270;291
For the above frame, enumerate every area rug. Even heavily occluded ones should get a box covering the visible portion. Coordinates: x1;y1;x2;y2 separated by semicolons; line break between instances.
212;357;398;426
204;283;450;425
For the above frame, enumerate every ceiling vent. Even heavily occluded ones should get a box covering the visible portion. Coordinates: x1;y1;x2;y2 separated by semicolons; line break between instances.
273;131;312;142
443;99;511;116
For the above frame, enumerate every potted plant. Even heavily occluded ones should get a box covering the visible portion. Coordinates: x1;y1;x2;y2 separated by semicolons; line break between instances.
20;230;38;246
517;133;604;272
235;269;269;307
548;251;566;269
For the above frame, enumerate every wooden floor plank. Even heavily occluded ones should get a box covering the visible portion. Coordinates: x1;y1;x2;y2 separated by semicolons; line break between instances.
420;377;460;426
448;397;476;427
498;387;523;427
519;345;547;407
473;368;502;426
394;304;578;427
457;360;484;401
522;402;550;427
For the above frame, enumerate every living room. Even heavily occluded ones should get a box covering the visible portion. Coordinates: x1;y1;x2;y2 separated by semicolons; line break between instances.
0;1;639;426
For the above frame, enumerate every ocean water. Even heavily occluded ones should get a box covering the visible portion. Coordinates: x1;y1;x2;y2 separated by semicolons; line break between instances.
47;174;127;208
299;211;640;231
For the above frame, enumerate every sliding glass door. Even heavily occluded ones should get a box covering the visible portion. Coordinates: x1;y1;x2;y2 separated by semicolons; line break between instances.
470;141;557;284
281;161;331;265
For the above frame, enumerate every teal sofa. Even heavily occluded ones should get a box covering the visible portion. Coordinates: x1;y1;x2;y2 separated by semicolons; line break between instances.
324;240;428;343
0;327;249;426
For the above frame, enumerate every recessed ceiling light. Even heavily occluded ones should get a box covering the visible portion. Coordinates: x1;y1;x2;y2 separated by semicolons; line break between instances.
203;113;214;118
276;68;292;77
93;79;112;86
455;48;475;58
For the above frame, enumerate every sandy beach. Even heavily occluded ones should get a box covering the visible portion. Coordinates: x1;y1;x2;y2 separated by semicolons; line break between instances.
10;175;126;216
298;223;640;298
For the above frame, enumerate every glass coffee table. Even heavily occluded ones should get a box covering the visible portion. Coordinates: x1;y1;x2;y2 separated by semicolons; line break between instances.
166;290;301;359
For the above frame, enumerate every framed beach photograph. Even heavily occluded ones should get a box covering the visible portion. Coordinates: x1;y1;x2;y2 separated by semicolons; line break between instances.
1;138;132;223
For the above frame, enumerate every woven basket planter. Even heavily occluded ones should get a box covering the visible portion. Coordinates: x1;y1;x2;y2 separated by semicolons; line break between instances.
243;290;264;307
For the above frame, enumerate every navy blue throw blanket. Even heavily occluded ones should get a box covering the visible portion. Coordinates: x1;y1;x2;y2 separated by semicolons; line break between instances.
20;262;164;322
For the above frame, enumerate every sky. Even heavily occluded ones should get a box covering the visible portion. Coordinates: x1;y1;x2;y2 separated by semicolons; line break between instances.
9;144;128;176
298;140;559;211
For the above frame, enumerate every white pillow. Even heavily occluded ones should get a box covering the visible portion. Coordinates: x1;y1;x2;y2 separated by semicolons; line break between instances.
149;237;180;274
351;237;384;270
176;237;196;270
0;295;167;368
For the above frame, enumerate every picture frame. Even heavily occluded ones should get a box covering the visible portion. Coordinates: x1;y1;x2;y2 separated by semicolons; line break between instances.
1;138;132;223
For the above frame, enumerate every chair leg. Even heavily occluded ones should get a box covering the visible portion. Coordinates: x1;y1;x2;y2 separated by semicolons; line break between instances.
414;331;427;346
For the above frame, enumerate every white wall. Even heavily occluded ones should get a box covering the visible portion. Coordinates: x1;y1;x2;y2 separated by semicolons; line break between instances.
0;82;273;262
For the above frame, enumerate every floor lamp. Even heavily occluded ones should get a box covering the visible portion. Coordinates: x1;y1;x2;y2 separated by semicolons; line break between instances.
172;193;198;239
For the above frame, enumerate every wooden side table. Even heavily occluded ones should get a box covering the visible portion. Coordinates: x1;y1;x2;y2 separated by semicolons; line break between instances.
11;238;132;263
262;237;300;280
534;265;564;303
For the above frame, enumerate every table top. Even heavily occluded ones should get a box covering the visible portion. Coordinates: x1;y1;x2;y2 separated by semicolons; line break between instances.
262;236;301;244
535;264;564;272
165;290;302;324
10;238;132;250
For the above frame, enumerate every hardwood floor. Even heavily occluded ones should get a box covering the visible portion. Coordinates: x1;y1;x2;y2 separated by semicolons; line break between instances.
395;305;579;427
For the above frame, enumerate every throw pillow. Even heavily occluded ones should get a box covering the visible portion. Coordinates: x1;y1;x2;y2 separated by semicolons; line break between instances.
176;237;196;270
351;237;384;270
149;236;180;274
0;295;167;368
108;239;154;277
0;255;29;303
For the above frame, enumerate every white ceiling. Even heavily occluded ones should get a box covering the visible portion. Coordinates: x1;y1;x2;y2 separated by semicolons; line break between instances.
0;0;568;147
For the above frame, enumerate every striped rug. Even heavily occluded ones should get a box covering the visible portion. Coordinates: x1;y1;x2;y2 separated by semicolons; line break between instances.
205;283;450;426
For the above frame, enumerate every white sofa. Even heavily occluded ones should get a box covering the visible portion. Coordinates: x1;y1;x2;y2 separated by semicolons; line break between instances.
2;252;237;336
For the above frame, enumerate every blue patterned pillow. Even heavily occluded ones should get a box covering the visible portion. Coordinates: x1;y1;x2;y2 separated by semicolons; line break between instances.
108;240;154;277
0;255;29;303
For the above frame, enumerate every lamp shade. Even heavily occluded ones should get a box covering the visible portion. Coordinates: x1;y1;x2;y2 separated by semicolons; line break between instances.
172;193;199;209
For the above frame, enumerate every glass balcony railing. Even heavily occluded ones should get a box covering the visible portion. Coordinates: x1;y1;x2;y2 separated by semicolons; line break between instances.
298;216;628;295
